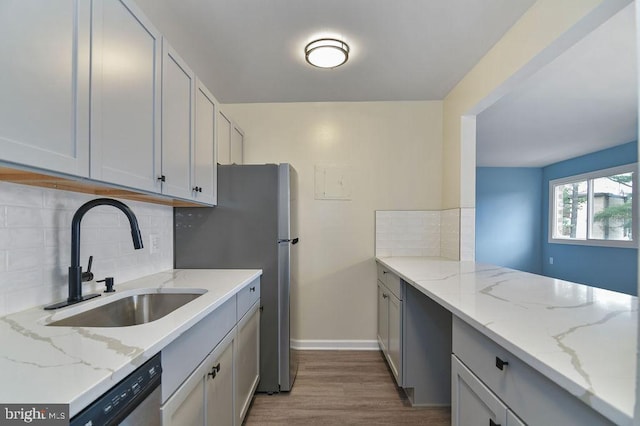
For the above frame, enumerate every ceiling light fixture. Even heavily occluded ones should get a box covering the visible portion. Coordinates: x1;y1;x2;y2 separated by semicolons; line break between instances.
305;38;350;69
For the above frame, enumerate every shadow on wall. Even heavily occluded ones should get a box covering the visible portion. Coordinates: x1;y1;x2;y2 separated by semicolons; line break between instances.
476;141;638;295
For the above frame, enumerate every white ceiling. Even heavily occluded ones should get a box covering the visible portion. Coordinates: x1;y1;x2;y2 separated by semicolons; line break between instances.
135;0;535;103
476;3;638;168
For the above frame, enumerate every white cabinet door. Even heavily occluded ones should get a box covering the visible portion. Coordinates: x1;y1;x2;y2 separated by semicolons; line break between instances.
90;0;161;192
205;337;235;426
161;40;194;199
217;111;232;165
387;292;402;382
235;303;260;424
162;331;235;426
377;282;389;354
452;355;507;426
194;80;217;205
0;0;90;176
230;125;244;165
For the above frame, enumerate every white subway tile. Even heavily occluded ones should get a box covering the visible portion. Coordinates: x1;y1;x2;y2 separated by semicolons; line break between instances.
43;246;69;267
376;248;392;258
0;182;43;207
3;228;45;249
0;269;43;290
421;247;440;257
7;247;44;272
6;206;44;228
393;248;422;257
0;183;175;315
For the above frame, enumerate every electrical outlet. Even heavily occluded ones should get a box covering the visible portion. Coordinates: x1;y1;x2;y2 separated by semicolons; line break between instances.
549;257;554;265
149;234;160;254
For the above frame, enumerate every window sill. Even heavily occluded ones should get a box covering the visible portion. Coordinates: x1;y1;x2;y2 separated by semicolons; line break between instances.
548;238;638;249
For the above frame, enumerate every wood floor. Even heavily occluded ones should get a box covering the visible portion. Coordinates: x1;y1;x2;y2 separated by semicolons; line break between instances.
243;350;451;425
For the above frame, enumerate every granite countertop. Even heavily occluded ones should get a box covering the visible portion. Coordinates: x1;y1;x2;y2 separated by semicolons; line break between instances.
376;256;637;426
0;268;261;417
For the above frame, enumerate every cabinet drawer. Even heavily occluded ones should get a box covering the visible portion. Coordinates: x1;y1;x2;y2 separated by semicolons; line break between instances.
452;317;613;426
237;278;260;321
377;263;402;299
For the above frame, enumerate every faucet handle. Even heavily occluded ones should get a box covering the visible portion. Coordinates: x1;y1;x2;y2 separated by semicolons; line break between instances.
81;255;94;282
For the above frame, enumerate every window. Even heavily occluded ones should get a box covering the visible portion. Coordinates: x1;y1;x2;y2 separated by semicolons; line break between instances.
549;164;637;248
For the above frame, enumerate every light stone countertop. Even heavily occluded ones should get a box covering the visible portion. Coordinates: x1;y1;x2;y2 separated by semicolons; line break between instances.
376;256;637;426
0;268;261;417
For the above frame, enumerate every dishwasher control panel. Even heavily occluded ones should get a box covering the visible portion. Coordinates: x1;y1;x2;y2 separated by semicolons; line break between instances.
71;352;162;426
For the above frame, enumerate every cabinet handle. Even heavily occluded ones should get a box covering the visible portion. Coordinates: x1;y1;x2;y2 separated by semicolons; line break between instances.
382;270;388;274
495;356;509;371
207;362;221;379
157;175;166;182
192;186;199;192
382;293;388;299
489;420;501;426
250;286;256;292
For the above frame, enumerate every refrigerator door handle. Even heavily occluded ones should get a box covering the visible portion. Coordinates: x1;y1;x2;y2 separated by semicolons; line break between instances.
278;238;300;244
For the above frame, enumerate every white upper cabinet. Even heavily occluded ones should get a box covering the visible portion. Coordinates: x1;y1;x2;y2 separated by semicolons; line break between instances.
194;80;217;205
217;111;232;165
217;110;244;166
0;0;220;205
230;124;244;165
90;0;162;192
161;40;195;199
0;0;90;176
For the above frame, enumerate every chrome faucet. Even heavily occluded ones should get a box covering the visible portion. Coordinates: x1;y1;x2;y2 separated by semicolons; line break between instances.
45;198;143;310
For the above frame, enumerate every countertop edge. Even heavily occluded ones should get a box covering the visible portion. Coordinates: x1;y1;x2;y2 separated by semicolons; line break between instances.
375;256;634;426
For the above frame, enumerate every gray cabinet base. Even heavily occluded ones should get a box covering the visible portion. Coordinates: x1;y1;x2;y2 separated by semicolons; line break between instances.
402;284;452;406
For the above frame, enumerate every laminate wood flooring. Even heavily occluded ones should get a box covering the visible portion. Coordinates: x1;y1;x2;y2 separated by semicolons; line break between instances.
243;350;451;425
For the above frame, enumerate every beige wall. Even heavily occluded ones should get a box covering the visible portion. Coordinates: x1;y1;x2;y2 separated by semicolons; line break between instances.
442;0;610;209
223;102;442;343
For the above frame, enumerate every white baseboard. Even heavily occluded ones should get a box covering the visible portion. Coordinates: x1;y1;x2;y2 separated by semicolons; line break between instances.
291;339;379;351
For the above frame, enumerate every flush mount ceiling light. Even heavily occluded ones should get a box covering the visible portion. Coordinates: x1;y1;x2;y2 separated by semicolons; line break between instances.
305;38;350;69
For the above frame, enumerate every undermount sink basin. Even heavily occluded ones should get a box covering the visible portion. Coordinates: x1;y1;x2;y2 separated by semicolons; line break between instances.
48;290;206;327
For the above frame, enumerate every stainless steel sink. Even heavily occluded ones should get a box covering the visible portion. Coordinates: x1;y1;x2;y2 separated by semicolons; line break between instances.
48;291;205;327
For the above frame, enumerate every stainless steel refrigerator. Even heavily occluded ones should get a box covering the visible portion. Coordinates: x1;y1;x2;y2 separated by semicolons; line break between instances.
174;163;299;393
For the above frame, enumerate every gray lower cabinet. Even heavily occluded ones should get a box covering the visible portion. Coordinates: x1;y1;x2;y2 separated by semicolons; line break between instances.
452;316;613;426
377;276;402;383
161;278;260;426
162;330;235;425
452;355;524;426
235;302;260;424
376;262;451;406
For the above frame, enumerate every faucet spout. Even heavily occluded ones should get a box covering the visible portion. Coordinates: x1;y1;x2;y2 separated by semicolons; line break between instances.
45;198;144;310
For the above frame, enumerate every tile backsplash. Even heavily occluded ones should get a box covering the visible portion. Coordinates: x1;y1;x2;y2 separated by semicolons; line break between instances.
375;211;441;257
440;208;460;260
0;182;173;316
376;209;473;260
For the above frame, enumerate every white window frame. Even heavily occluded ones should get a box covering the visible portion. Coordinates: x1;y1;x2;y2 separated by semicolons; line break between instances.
548;163;638;248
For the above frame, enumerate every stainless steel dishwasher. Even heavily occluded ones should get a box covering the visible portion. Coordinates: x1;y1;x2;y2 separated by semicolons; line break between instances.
70;353;162;425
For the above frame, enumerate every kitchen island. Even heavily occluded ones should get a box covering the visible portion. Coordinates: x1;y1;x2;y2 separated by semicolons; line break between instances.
377;256;637;425
0;269;261;418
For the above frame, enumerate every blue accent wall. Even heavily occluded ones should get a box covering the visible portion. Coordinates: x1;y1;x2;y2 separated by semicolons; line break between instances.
476;141;638;295
476;168;543;274
541;141;638;295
